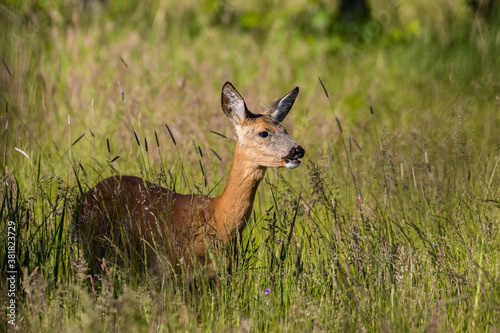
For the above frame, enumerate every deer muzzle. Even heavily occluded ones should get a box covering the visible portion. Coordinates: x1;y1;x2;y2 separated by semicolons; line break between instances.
283;145;305;169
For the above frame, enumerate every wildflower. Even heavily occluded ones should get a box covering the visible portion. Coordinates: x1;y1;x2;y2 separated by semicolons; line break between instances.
264;288;271;295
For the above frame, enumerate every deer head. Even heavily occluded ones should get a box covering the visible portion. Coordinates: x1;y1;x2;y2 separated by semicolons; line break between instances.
221;82;305;169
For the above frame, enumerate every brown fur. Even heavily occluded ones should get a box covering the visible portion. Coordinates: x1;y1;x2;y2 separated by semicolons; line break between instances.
76;82;304;274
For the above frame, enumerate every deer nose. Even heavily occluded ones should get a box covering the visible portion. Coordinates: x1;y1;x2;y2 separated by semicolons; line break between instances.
291;145;305;159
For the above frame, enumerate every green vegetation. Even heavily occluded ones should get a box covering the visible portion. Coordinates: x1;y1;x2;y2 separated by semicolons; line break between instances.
1;0;499;331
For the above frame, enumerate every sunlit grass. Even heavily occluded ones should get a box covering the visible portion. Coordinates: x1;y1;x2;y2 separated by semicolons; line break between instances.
1;0;499;331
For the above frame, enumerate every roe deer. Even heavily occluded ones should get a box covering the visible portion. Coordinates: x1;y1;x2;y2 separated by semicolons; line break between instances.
76;82;304;274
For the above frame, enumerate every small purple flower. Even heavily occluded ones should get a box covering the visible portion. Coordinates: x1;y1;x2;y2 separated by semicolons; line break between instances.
264;288;271;295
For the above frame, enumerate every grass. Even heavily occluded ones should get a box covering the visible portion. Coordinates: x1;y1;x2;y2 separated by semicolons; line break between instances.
1;0;500;331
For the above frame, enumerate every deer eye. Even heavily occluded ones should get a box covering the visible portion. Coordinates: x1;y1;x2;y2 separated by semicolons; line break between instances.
258;131;269;138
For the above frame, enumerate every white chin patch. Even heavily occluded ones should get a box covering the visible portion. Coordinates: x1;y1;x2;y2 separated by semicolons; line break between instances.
285;160;301;169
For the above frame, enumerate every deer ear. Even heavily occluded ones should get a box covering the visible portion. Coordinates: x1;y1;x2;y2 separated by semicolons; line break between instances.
221;82;251;125
261;87;299;122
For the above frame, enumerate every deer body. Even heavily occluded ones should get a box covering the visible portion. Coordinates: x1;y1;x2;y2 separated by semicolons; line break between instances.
77;82;304;272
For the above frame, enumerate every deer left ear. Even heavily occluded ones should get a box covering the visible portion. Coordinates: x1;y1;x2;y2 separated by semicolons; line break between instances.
221;82;252;125
261;87;299;122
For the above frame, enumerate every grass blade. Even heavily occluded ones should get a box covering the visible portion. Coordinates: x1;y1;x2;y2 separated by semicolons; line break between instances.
210;130;227;139
72;133;85;147
318;76;329;98
165;124;177;146
133;131;140;146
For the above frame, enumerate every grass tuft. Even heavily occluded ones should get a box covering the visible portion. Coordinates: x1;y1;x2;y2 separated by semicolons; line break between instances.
1;0;499;331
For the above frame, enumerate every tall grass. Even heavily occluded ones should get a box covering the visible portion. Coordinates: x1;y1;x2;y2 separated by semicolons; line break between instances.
1;0;500;331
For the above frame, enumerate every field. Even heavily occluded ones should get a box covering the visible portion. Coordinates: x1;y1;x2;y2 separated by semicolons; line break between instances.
1;0;499;331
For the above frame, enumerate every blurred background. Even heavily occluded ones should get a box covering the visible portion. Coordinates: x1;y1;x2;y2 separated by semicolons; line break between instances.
1;1;500;331
1;0;498;178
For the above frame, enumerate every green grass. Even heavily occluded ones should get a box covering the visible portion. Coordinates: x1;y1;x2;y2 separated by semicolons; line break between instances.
1;0;500;331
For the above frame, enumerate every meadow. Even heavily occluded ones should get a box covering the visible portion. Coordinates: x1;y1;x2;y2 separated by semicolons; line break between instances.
1;0;499;331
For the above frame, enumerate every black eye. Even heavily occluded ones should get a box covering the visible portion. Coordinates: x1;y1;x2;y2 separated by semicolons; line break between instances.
258;131;269;138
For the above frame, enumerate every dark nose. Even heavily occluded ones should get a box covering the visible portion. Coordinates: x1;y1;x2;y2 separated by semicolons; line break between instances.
291;145;305;159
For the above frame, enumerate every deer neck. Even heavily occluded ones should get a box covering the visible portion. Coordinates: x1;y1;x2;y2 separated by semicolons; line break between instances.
214;142;266;239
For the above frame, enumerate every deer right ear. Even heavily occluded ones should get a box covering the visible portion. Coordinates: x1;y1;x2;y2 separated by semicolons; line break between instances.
221;82;251;125
261;86;299;122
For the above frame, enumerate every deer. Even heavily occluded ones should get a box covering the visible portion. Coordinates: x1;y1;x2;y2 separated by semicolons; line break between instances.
76;82;305;277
